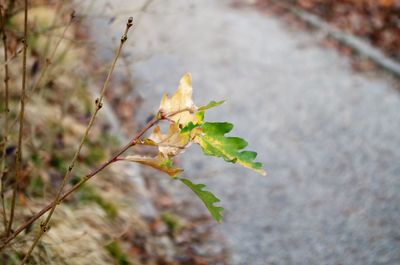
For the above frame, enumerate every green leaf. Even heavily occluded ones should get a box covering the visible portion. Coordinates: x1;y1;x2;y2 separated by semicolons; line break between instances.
195;111;205;123
180;178;224;222
181;122;200;133
195;122;266;175
180;111;205;134
198;100;225;111
105;240;130;265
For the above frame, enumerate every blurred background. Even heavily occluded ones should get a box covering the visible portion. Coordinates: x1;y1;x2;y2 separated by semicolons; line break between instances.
81;0;400;264
1;0;399;264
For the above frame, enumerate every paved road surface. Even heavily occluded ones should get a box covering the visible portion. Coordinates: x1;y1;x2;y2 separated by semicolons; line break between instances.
82;1;400;264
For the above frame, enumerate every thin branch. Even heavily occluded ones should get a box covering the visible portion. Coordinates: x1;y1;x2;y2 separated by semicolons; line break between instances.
6;0;28;237
0;47;23;68
0;5;10;232
162;107;197;119
0;115;160;251
5;12;78;132
0;105;194;251
3;0;157;136
19;17;134;264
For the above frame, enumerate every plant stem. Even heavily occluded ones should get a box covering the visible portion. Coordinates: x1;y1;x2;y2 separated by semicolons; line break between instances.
19;17;134;264
5;11;76;133
0;106;191;251
0;48;23;68
6;0;28;237
0;116;160;252
0;5;10;232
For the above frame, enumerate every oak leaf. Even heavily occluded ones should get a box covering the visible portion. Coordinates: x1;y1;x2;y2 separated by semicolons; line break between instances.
148;123;190;157
194;122;266;175
124;154;182;177
180;178;223;222
159;73;200;125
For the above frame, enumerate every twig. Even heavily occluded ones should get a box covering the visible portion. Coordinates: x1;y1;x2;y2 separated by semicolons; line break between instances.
6;0;28;237
0;107;194;251
0;47;23;68
3;0;156;134
5;12;78;132
19;17;134;264
0;116;159;251
0;4;10;232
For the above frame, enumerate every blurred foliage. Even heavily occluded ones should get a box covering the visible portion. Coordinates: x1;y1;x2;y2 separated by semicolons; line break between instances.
105;241;130;265
161;211;182;235
79;185;119;220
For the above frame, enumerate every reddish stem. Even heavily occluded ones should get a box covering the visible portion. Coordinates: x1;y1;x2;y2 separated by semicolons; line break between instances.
0;117;159;251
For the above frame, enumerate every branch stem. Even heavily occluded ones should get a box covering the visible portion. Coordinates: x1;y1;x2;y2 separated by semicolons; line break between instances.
0;5;10;232
0;105;191;251
6;0;28;236
19;17;134;264
0;116;160;252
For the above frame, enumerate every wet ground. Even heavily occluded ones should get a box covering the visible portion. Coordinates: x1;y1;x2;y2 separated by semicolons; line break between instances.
80;0;400;264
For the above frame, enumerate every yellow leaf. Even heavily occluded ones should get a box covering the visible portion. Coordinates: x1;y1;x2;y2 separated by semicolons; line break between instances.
148;123;190;157
124;154;183;177
159;73;199;125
